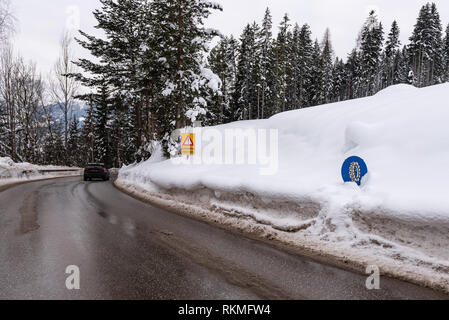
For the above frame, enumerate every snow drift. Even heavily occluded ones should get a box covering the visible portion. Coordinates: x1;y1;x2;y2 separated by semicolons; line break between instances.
0;157;81;188
117;83;449;291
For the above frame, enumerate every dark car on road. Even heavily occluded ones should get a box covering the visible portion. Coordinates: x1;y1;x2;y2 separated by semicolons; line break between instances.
84;163;110;181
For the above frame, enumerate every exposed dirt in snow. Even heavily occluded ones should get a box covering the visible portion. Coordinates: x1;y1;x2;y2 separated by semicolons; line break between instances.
115;179;449;294
352;211;449;261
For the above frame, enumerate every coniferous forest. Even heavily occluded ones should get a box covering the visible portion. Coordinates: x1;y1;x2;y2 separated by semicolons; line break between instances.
1;1;449;168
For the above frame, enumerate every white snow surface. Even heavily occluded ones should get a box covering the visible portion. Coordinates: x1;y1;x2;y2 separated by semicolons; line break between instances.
118;84;449;287
0;157;81;187
121;84;449;220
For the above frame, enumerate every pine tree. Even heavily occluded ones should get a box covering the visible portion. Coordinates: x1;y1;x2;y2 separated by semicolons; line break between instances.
109;98;135;168
308;40;323;106
319;28;334;104
208;35;238;124
345;49;362;100
297;24;314;108
207;37;230;125
331;58;346;102
272;14;291;114
384;21;401;87
409;3;430;86
67;116;81;167
223;36;239;122
429;3;444;84
233;24;259;120
257;8;274;118
250;22;262;120
385;21;401;59
74;0;156;162
151;0;223;133
409;3;444;87
391;46;409;84
44;133;65;166
80;104;95;165
286;23;301;110
359;10;384;96
92;85;112;167
443;24;449;81
74;0;222;158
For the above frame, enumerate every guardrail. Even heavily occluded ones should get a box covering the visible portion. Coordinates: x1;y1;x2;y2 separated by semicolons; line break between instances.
0;169;82;180
17;169;82;178
37;169;81;173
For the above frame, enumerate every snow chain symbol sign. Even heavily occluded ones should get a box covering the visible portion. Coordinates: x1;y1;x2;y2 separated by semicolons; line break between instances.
181;133;195;156
342;156;368;186
349;162;361;183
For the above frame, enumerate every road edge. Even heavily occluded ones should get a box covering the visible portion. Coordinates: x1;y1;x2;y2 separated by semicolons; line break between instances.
113;180;449;296
0;174;82;193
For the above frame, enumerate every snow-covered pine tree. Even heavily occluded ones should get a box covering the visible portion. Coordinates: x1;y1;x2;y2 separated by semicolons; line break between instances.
224;36;239;121
67;116;81;167
308;40;323;106
207;37;229;125
345;49;362;100
250;22;262;120
272;14;291;114
331;58;346;102
390;46;408;85
319;28;334;104
233;23;259;120
109;94;136;168
151;0;222;154
74;0;155;163
429;3;444;85
384;21;401;87
92;85;113;168
286;23;301;110
409;3;430;87
444;24;449;82
79;105;95;165
43;132;65;166
297;24;314;108
208;36;238;125
385;21;401;59
257;8;274;118
359;10;384;96
409;3;444;87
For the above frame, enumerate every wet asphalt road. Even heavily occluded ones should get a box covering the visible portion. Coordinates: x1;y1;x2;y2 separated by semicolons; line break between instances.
0;177;447;300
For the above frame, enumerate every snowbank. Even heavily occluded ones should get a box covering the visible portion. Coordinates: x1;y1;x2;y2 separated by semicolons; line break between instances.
117;83;449;291
0;157;81;189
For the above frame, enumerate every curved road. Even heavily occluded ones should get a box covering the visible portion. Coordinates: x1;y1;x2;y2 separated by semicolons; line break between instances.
0;177;446;300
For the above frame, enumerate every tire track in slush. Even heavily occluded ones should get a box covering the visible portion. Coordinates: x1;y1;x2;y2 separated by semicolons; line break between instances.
17;183;55;235
18;190;40;235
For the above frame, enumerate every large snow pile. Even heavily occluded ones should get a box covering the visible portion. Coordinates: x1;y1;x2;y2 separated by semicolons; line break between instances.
0;157;81;187
118;83;449;290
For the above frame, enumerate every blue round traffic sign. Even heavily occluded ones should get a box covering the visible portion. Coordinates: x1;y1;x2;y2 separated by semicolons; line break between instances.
341;156;368;186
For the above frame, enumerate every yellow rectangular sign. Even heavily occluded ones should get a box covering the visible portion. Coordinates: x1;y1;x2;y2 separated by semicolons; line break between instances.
181;133;195;155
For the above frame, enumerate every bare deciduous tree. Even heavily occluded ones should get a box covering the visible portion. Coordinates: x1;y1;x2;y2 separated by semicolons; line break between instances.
0;45;18;160
0;0;15;44
50;32;80;146
0;45;46;162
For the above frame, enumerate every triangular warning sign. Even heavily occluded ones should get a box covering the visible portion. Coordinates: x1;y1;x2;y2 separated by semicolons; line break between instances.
183;136;194;147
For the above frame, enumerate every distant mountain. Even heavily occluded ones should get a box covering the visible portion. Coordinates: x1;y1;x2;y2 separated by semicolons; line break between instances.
50;103;89;124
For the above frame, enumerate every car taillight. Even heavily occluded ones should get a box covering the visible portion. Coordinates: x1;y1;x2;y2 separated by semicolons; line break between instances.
101;168;105;172
84;168;88;171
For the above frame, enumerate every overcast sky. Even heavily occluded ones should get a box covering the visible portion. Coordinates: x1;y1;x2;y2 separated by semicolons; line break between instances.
11;0;449;76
